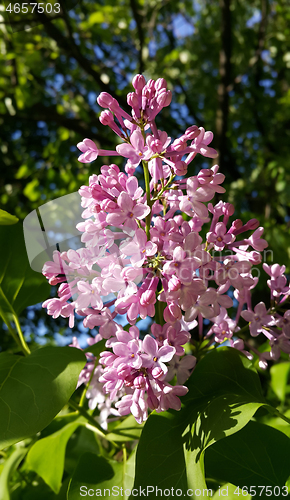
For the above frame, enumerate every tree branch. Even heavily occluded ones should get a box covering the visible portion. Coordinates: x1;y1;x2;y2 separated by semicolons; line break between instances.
215;0;232;170
33;11;128;108
129;0;145;74
227;0;269;94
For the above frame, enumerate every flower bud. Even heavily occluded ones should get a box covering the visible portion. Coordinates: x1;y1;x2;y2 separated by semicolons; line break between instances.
127;92;139;108
245;218;260;230
132;74;146;92
140;289;155;306
99;110;114;125
172;138;187;152
222;202;235;216
163;90;172;107
156;88;167;107
152;366;164;380
97;92;114;107
174;160;188;176
117;363;131;379
134;375;146;389
155;78;167;91
232;339;244;350
150;139;163;153
168;275;181;292
164;303;182;323
145;79;155;91
185;125;200;140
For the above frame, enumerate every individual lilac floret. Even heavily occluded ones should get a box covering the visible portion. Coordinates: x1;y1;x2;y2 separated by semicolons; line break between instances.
141;335;176;379
120;228;157;267
116;129;152;168
77;138;120;163
241;302;274;337
267;275;290;298
263;263;286;279
207;222;235;250
166;355;196;384
276;311;290;338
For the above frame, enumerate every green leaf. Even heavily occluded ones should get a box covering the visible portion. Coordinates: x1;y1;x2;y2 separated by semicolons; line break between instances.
67;449;136;500
106;415;144;442
84;339;106;356
205;421;290;498
184;346;265;405
25;418;84;494
256;408;290;438
0;210;19;226
270;362;290;402
133;348;266;498
0;448;27;500
0;223;50;316
65;425;100;475
0;346;86;450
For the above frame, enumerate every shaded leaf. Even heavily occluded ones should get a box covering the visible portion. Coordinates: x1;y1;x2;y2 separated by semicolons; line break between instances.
0;346;86;449
0;448;27;500
205;421;290;499
0;223;50;316
133;348;266;499
67;449;136;500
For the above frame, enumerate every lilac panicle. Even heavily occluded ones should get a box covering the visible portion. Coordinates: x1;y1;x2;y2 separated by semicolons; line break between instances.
42;74;290;422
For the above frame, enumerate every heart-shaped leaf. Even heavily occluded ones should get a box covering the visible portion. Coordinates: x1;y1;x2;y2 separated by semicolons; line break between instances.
0;346;86;449
205;421;290;498
132;348;267;498
25;418;84;494
67;450;136;500
0;223;50;316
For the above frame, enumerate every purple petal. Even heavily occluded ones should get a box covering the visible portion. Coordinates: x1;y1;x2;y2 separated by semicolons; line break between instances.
241;310;255;322
145;241;157;256
113;343;129;357
133;204;150;220
130;129;145;151
83;150;98;162
158;345;176;362
118;192;133;212
254;302;267;317
143;335;157;356
135;228;147;248
83;138;98;150
77;141;87;152
116;143;135;158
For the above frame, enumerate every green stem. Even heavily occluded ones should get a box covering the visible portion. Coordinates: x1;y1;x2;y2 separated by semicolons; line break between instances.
152;173;176;201
0;308;30;356
79;357;98;407
69;399;108;438
13;314;31;356
122;444;127;490
273;408;290;425
142;161;151;240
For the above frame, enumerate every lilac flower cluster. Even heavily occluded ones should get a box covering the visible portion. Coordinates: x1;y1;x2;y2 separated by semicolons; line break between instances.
43;74;290;425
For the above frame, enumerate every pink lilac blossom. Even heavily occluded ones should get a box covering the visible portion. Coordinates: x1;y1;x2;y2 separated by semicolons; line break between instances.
42;74;290;422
